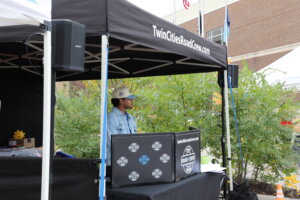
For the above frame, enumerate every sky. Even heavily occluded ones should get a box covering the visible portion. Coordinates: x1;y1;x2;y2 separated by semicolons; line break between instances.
128;0;199;17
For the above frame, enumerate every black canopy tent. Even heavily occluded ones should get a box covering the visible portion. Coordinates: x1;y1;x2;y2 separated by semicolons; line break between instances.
0;0;231;199
0;0;226;79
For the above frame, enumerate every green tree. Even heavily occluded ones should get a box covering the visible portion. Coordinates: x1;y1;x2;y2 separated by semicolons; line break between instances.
55;87;100;158
228;65;300;183
55;66;299;184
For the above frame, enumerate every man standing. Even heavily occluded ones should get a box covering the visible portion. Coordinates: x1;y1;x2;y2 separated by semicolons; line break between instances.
106;87;137;166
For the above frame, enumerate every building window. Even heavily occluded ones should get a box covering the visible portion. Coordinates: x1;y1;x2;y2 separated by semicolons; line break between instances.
207;27;224;45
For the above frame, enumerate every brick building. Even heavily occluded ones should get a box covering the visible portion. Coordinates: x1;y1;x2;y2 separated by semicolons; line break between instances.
166;0;300;72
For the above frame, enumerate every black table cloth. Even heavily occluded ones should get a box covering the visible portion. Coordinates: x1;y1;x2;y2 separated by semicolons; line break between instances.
0;157;98;200
107;172;222;200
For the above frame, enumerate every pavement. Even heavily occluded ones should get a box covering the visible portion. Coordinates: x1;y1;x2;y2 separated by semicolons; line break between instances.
202;151;300;200
257;194;298;200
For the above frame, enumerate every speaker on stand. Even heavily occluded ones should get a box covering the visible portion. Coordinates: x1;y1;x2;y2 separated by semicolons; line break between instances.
227;64;239;88
52;19;86;72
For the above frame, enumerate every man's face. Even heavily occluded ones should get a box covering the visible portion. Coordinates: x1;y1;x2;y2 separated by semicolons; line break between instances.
120;98;134;109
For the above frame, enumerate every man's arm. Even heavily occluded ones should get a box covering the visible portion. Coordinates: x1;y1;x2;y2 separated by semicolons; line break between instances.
106;114;118;166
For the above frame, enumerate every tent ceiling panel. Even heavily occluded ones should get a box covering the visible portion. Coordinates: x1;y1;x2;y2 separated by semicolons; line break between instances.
0;35;223;80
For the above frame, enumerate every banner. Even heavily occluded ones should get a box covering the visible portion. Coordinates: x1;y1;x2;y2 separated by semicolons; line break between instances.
183;0;190;10
223;7;230;44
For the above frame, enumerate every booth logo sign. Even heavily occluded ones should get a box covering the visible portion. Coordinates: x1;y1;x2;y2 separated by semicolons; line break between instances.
139;155;150;165
128;171;139;182
152;141;162;151
152;169;163;179
181;146;195;174
160;153;170;164
128;143;139;153
117;156;128;167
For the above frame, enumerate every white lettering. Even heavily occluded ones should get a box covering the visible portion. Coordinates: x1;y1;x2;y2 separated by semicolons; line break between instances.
152;25;211;55
177;137;199;144
153;25;157;36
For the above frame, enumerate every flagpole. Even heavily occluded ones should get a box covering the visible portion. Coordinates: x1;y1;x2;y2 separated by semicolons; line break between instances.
199;0;205;37
223;0;234;192
198;0;204;37
173;0;176;24
224;0;228;45
201;0;204;37
198;0;201;36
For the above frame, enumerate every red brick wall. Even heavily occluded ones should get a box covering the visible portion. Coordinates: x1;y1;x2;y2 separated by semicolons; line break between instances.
226;0;300;56
180;0;300;71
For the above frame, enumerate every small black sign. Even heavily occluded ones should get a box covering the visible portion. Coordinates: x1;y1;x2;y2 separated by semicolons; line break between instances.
174;130;201;181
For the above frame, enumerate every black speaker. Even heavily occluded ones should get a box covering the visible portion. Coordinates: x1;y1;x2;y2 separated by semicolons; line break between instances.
228;64;239;88
52;20;85;72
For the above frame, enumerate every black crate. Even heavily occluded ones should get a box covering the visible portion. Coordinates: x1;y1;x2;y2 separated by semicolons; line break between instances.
174;130;201;181
111;133;174;187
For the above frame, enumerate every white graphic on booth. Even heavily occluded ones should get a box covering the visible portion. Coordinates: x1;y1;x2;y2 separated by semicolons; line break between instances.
160;153;170;164
128;171;140;182
152;141;162;151
128;143;139;153
117;156;128;167
152;169;163;179
181;146;195;174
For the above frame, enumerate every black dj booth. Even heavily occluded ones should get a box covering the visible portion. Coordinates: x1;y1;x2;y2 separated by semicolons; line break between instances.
111;130;201;187
106;130;223;200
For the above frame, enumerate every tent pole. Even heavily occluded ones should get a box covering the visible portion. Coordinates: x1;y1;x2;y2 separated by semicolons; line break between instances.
221;84;227;197
99;34;109;200
224;69;233;191
41;29;52;200
48;70;56;200
219;71;227;170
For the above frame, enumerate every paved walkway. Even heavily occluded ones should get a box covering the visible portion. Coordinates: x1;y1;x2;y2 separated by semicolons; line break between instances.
257;194;298;200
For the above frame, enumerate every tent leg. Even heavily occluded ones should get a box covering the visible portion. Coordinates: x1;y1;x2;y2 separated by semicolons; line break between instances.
221;85;227;197
48;70;56;200
224;70;233;191
99;35;109;200
41;30;52;200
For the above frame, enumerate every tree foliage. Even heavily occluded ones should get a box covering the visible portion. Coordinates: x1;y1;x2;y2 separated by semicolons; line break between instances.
55;87;100;158
55;65;300;183
230;65;300;183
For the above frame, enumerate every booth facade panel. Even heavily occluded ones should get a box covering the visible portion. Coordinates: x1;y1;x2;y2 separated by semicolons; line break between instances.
174;130;201;181
111;133;175;187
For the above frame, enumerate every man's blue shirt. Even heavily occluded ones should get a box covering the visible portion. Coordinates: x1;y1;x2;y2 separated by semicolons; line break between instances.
106;107;137;165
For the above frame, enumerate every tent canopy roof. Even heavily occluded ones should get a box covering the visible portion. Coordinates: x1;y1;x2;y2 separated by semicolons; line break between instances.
258;46;300;91
0;0;227;80
0;0;51;26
